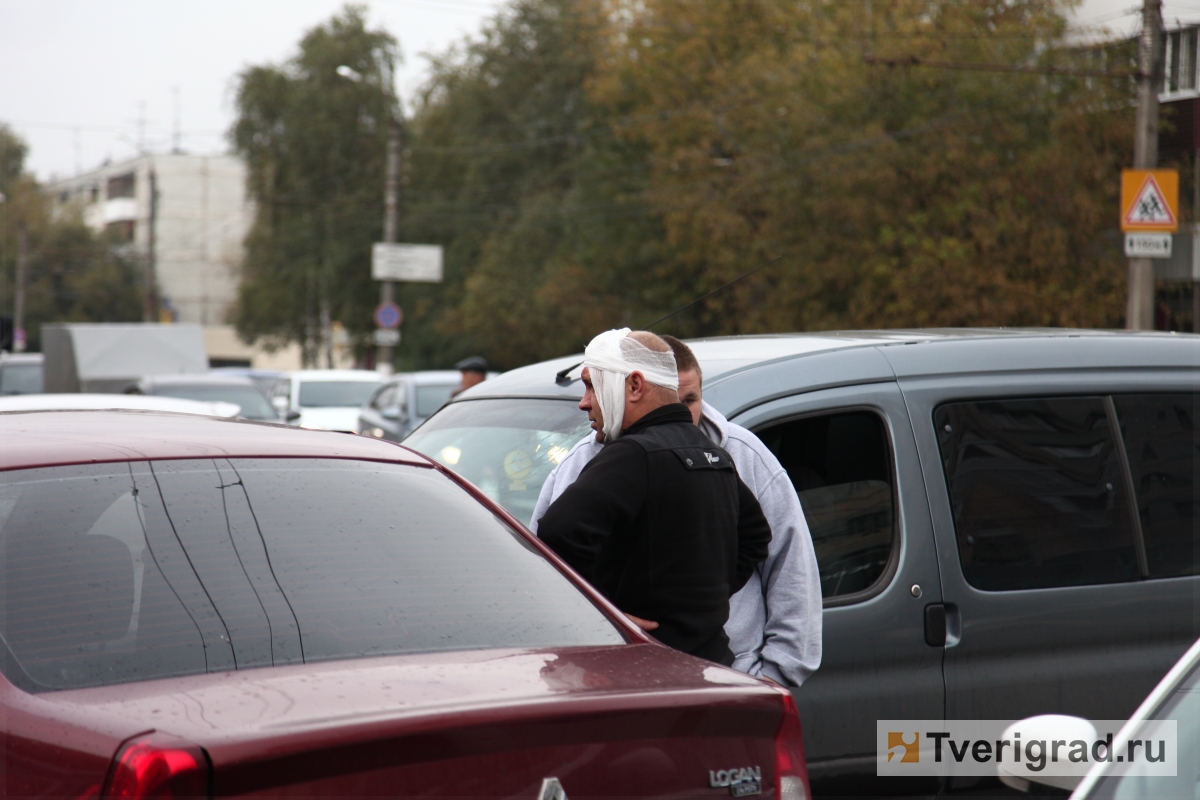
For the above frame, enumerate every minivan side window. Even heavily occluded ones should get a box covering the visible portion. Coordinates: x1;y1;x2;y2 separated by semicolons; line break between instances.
935;397;1140;591
757;411;895;600
1112;393;1198;579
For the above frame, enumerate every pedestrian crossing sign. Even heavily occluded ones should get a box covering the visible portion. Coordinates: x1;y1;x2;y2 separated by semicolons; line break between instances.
1121;169;1178;232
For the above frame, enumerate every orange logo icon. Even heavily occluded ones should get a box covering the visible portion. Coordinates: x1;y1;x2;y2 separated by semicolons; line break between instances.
887;732;920;763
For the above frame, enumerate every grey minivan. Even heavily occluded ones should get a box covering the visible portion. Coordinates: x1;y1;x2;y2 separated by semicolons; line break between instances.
402;329;1199;796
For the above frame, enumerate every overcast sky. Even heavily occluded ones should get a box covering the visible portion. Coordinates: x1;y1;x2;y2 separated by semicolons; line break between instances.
3;0;1199;182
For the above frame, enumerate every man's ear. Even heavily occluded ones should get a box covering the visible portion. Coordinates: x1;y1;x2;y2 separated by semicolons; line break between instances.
626;371;647;399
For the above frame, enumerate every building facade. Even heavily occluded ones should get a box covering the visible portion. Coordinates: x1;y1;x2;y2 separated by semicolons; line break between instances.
47;153;252;327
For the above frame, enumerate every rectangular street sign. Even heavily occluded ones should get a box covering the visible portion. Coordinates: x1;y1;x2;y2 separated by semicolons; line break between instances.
373;329;401;346
1124;232;1173;259
1121;170;1179;232
372;243;444;282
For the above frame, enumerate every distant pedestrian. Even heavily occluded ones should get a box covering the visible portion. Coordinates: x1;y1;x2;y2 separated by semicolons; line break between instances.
451;355;488;397
537;328;772;665
533;335;822;686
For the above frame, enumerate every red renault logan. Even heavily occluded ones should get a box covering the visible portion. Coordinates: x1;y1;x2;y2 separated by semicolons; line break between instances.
0;410;807;799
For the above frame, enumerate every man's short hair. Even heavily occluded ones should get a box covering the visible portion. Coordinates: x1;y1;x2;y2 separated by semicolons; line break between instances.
660;335;702;384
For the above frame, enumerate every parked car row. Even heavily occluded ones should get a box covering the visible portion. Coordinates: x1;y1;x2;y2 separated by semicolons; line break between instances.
402;329;1199;796
2;328;1195;800
0;354;467;432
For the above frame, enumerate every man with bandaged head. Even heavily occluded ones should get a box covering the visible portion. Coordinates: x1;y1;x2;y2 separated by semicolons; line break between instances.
538;329;772;665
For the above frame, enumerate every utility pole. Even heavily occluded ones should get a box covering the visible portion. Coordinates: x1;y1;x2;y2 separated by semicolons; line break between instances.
378;117;401;372
144;168;159;322
14;220;27;352
1129;0;1164;330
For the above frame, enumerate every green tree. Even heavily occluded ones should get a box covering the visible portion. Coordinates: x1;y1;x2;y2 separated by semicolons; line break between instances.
0;126;142;351
587;0;1135;333
403;0;669;368
230;5;400;365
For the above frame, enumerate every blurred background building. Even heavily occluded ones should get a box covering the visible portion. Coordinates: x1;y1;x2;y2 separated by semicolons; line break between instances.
43;153;302;368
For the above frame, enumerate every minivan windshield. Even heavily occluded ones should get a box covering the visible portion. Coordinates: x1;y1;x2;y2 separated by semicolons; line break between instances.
404;398;593;524
0;459;622;692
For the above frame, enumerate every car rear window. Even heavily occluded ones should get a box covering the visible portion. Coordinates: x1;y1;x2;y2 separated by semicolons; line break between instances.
404;398;594;524
0;459;623;693
153;385;277;420
298;381;379;408
0;363;43;395
414;384;456;417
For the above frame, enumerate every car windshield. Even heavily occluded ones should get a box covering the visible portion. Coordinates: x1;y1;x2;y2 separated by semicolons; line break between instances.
415;383;457;417
1090;657;1200;800
0;363;43;395
404;398;593;524
154;384;276;420
0;458;622;693
299;380;379;408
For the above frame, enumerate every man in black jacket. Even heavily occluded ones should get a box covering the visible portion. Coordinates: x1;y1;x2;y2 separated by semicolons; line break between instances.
538;329;772;665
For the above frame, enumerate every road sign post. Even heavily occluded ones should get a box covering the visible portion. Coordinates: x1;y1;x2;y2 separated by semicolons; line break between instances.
370;244;443;372
1122;168;1177;329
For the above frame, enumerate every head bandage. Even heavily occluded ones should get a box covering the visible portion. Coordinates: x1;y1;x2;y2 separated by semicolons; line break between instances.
583;328;678;441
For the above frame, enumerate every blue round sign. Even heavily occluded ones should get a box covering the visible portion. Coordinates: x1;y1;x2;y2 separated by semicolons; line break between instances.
374;302;403;330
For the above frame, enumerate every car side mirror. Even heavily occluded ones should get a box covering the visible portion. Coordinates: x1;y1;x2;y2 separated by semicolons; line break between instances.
381;406;406;422
997;715;1098;794
272;396;290;413
285;410;301;422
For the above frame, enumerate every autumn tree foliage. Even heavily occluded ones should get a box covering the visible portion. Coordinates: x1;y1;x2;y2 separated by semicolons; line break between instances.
233;1;1136;369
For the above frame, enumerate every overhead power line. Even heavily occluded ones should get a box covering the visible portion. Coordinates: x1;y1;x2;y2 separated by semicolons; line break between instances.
864;55;1135;79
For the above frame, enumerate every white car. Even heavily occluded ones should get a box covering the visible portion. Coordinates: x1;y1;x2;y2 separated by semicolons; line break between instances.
1000;634;1200;799
0;393;240;418
281;369;383;431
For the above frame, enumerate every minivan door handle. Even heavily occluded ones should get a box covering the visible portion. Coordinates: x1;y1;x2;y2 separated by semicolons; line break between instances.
924;603;946;647
924;603;961;647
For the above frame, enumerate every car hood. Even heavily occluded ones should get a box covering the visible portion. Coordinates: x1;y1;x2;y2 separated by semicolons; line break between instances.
297;407;362;432
11;644;772;759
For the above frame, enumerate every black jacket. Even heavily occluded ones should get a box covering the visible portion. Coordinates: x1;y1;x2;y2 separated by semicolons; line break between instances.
538;404;772;664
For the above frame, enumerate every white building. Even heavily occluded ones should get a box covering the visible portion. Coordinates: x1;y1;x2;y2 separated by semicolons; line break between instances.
47;153;251;326
45;153;303;369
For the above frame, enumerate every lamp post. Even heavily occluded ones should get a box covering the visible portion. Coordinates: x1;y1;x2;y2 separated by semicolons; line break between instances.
338;65;401;374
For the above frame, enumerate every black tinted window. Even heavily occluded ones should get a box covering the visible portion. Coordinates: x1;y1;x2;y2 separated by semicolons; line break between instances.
757;411;895;599
1112;393;1198;579
0;459;621;692
935;397;1139;591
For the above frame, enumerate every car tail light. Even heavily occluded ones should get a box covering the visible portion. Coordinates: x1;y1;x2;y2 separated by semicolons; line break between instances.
102;732;210;799
774;691;810;800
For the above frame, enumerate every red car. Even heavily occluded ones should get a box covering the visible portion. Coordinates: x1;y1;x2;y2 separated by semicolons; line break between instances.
0;410;808;799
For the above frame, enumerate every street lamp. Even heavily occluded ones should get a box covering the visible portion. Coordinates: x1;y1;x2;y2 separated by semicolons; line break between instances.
337;64;402;375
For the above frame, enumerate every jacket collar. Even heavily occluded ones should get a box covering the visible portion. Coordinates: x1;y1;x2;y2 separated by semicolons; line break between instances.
621;403;694;437
699;400;730;448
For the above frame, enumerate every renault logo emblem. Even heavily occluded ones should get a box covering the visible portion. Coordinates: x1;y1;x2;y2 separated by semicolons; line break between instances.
537;777;568;800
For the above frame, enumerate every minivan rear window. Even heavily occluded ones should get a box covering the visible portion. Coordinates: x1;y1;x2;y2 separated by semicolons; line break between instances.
0;459;622;693
935;397;1140;591
1112;393;1198;579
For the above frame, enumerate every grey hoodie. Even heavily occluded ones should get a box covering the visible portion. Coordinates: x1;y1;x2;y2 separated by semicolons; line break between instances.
531;400;822;686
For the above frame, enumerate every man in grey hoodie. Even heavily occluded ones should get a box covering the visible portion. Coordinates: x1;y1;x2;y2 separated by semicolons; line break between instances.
530;336;823;687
